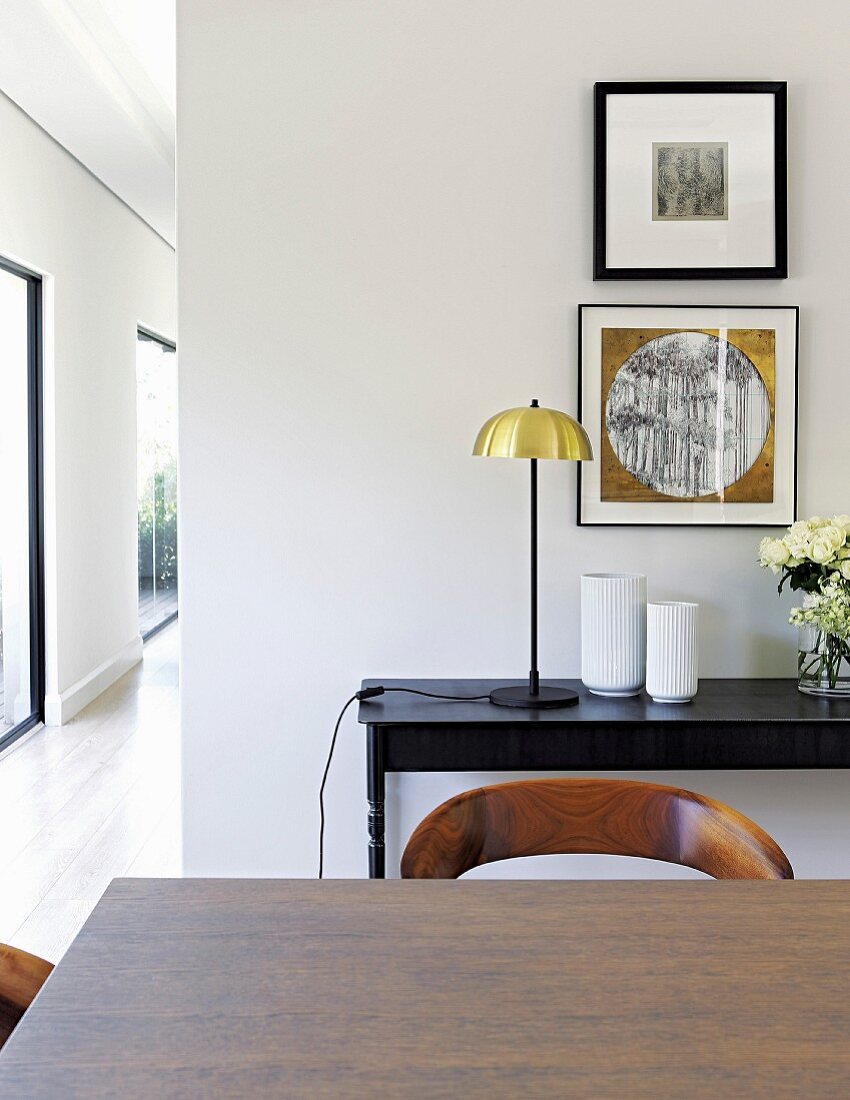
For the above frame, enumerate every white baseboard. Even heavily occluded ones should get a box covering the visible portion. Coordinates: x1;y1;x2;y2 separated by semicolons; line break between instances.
44;634;144;726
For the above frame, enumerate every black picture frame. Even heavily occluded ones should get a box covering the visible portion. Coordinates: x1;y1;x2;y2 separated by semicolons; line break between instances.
593;81;788;281
576;303;799;528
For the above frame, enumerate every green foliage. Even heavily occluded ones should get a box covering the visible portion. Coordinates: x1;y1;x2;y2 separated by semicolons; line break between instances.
138;456;178;588
777;562;823;596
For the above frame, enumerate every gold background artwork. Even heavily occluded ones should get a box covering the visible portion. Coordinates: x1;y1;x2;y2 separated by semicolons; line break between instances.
600;328;776;504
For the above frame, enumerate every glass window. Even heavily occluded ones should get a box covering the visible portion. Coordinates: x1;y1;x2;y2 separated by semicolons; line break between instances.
137;330;178;639
0;261;42;747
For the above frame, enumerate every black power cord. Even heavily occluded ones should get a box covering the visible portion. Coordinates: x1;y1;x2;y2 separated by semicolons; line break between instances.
318;685;490;878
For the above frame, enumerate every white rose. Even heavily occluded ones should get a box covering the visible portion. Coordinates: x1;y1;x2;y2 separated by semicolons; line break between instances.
842;560;850;582
820;524;845;552
833;514;850;537
787;522;812;557
759;537;790;570
809;516;829;528
810;538;837;565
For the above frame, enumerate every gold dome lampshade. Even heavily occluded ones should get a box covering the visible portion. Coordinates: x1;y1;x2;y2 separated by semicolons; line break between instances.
473;399;593;710
473;400;593;461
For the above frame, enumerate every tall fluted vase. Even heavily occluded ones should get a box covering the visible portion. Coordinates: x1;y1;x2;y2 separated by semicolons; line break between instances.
581;573;647;697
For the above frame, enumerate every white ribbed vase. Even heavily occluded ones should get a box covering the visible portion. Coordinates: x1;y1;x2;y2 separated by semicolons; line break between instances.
581;573;647;697
646;602;699;704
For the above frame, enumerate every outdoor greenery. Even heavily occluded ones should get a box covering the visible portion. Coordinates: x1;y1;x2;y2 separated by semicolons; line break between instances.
138;455;178;590
137;335;178;601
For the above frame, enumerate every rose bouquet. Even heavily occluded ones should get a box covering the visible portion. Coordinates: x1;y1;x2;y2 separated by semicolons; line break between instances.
758;515;850;695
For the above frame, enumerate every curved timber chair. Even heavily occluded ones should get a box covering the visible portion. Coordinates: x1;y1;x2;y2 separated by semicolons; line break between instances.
401;778;793;880
0;944;54;1051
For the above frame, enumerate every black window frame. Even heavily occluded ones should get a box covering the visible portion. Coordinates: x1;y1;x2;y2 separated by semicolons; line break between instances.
0;256;45;754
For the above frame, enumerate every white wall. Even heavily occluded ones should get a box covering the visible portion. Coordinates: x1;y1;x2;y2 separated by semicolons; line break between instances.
0;0;176;244
0;90;176;724
178;0;850;878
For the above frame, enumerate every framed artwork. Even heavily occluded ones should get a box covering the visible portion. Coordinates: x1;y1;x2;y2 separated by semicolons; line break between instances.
578;304;799;527
594;82;787;280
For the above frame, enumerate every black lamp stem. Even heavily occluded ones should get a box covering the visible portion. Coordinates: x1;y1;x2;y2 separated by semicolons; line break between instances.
529;457;539;696
484;397;580;710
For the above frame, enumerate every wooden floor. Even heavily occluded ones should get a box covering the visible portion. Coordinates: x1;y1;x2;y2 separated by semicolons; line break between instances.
0;624;180;962
1;586;178;730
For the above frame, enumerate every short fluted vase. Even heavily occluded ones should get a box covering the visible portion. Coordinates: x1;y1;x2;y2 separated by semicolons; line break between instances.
646;601;699;704
580;573;647;697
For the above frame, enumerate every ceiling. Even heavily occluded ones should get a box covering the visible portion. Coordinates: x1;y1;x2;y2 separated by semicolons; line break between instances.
0;0;176;245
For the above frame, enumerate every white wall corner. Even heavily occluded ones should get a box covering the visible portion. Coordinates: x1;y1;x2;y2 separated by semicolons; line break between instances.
43;634;143;725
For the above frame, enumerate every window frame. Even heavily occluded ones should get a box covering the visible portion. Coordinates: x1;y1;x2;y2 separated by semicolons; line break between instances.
0;256;45;753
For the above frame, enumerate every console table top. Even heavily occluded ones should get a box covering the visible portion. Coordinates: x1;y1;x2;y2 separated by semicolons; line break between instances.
358;678;850;726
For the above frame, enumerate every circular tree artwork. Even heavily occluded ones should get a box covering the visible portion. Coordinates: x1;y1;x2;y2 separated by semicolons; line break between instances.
605;330;771;499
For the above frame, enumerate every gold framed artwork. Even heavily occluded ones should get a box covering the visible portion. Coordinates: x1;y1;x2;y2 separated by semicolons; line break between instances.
578;305;799;526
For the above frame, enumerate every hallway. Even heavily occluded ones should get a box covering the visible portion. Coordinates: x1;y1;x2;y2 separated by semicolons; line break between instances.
0;624;180;961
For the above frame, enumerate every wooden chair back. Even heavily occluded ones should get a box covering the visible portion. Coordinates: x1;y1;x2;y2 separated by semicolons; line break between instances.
0;944;54;1050
401;778;793;880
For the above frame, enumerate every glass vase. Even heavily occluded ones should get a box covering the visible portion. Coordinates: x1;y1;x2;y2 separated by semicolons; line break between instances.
797;622;850;697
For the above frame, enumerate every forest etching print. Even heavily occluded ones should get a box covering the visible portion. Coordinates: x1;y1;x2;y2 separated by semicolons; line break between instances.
601;328;775;505
652;142;728;220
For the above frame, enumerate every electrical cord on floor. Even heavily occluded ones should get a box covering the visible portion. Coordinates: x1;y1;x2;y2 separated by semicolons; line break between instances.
318;685;490;878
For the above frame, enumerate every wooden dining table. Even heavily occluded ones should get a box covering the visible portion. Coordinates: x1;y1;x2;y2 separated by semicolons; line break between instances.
0;878;848;1097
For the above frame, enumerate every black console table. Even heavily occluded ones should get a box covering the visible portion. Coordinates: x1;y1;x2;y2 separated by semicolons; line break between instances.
358;678;850;878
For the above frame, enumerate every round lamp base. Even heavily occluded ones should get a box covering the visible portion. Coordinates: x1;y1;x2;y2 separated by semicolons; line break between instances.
489;684;580;709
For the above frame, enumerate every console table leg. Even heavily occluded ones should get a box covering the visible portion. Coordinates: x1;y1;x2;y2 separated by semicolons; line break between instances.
367;724;386;879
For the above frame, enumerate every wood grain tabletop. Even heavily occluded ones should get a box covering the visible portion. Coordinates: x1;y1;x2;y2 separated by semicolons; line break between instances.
1;878;848;1098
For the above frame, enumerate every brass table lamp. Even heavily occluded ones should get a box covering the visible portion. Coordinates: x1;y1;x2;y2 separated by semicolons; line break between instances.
473;399;593;708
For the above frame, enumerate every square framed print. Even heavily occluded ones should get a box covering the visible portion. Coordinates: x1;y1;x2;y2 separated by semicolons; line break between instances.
594;82;787;280
578;304;799;526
